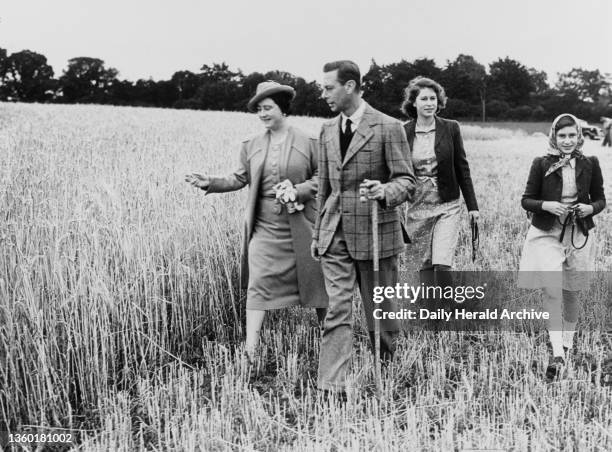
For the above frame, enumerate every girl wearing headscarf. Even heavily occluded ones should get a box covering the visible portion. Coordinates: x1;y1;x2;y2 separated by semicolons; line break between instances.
518;114;606;379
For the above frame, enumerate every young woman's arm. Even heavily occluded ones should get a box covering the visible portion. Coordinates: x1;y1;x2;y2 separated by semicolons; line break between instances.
521;157;545;213
451;121;478;212
589;156;606;215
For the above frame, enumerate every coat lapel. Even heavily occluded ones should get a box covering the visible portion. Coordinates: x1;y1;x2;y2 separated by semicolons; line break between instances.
407;121;416;151
433;116;445;160
575;156;585;181
243;133;268;244
250;134;269;187
328;116;342;165
544;156;566;180
342;104;374;166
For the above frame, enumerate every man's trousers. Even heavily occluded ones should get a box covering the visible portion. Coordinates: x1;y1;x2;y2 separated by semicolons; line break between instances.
317;227;400;392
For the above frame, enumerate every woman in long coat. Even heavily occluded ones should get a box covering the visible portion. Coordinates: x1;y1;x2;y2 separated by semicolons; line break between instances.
186;81;327;361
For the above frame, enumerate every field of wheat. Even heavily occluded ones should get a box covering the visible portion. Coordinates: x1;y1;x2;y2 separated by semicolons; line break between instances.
1;103;611;451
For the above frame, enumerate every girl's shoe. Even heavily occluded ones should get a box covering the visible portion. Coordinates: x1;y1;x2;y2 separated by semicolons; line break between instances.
242;349;261;381
244;349;255;366
562;330;576;353
545;356;565;381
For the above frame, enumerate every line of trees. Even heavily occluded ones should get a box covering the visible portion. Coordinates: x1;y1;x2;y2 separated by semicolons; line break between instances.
1;48;611;122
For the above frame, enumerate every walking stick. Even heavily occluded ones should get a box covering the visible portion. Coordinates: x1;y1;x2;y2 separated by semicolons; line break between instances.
361;188;382;398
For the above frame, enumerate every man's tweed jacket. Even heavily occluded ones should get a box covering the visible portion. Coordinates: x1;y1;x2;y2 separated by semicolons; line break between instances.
313;102;416;260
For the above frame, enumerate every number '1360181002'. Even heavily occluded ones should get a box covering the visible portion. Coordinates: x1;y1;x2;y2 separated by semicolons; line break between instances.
9;433;73;444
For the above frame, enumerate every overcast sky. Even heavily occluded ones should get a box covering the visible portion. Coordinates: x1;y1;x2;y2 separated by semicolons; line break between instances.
1;0;611;84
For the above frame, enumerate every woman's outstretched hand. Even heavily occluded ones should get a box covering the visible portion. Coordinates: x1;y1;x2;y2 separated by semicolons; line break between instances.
468;210;480;222
185;173;210;190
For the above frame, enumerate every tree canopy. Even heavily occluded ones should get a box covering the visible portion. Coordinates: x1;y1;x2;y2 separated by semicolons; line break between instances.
0;47;610;121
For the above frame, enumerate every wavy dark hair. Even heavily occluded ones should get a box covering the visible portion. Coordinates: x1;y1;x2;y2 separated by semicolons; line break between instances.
401;77;447;118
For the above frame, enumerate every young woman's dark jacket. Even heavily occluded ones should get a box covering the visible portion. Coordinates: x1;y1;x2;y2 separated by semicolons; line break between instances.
521;154;606;231
404;116;478;211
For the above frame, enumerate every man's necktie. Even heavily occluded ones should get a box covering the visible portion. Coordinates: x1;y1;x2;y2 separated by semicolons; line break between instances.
345;118;352;136
340;118;354;159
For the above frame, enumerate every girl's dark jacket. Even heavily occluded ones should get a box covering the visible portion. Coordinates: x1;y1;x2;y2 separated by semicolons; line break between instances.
404;116;478;211
521;154;606;231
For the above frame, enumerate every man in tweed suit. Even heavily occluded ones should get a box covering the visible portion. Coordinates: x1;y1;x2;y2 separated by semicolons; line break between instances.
312;60;415;395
